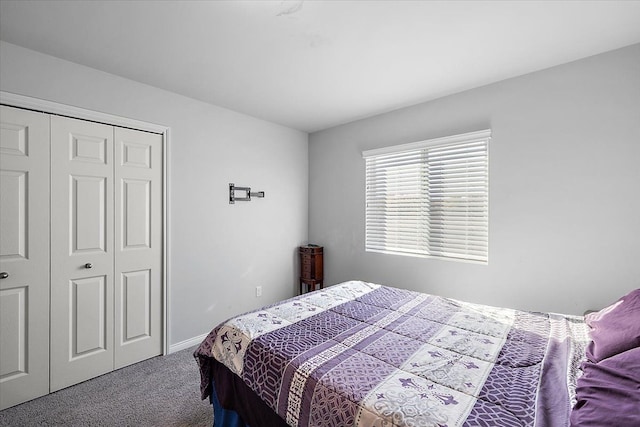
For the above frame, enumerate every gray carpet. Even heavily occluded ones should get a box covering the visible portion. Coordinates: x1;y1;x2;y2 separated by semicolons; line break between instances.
0;347;213;426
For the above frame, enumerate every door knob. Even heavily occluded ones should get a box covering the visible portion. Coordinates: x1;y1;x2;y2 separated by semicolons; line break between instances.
0;272;8;279
84;263;93;269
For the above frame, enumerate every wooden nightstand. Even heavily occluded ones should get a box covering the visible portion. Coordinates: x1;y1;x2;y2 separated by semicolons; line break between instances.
299;245;323;294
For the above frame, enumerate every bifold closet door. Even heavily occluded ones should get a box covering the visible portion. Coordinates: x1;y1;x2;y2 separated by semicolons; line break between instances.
50;116;115;392
0;106;50;410
114;127;162;369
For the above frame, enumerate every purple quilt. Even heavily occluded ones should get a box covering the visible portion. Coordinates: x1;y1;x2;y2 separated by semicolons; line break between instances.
196;281;588;427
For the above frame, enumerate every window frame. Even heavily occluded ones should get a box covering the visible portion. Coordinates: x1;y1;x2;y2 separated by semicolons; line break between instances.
362;129;490;264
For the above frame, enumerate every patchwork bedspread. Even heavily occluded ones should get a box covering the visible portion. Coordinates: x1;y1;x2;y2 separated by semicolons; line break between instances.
196;281;589;427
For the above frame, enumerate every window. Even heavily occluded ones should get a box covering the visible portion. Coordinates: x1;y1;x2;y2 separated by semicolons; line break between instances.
363;130;490;263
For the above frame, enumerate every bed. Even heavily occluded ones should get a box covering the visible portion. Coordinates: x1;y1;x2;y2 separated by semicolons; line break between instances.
195;281;640;427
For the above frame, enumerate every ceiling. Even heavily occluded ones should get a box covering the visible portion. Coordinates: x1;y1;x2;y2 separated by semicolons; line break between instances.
1;1;640;133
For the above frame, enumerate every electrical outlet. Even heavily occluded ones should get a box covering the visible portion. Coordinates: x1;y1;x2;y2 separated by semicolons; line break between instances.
256;286;262;297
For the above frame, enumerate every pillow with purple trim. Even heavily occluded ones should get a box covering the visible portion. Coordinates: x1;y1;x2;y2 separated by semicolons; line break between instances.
584;288;640;362
570;346;640;426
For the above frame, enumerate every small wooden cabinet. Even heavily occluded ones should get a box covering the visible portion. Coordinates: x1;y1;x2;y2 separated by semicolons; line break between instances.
299;245;323;294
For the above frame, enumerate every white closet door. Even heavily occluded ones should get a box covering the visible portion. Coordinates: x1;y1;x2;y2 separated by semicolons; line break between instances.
0;106;50;410
50;116;114;391
114;127;163;368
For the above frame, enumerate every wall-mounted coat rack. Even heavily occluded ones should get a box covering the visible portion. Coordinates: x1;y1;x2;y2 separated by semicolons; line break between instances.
229;183;265;204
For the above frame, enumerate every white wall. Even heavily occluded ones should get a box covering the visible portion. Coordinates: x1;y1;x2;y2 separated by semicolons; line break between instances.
0;41;309;348
309;43;640;315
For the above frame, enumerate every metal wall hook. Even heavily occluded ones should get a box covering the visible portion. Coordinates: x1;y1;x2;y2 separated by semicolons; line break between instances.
229;183;265;204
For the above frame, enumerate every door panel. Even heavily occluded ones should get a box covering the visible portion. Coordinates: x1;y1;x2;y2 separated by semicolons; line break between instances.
0;287;27;378
50;115;114;392
71;134;107;164
0;171;27;259
114;128;162;369
0;106;50;410
122;179;151;249
72;175;108;253
121;269;151;342
71;276;108;356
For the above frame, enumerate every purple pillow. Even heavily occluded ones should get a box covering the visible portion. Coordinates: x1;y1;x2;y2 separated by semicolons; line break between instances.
570;346;640;426
585;289;640;362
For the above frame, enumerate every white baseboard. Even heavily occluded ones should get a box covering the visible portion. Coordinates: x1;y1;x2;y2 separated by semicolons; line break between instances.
169;333;209;354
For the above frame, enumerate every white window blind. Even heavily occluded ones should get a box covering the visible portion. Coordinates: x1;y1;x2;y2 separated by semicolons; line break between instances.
363;130;490;263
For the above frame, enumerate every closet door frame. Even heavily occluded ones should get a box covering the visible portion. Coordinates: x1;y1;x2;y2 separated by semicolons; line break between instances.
1;91;170;356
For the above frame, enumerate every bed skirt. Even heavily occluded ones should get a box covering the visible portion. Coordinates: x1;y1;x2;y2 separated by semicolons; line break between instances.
209;358;288;427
